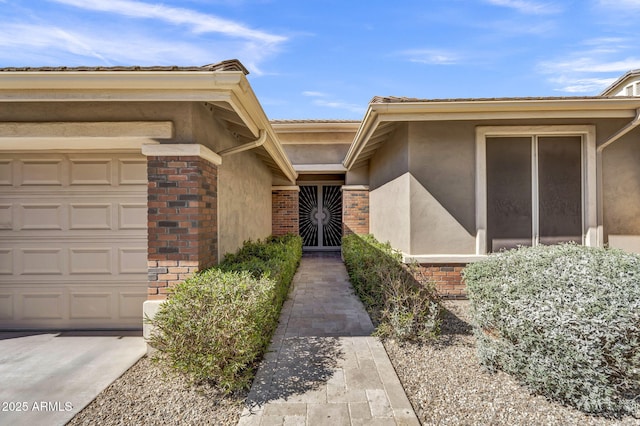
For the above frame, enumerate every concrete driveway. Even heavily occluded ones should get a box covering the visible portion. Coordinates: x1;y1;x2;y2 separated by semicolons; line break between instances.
0;331;146;426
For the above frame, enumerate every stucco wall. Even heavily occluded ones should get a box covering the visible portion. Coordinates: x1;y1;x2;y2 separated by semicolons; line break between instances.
0;102;194;142
369;124;410;252
366;117;640;256
601;124;640;252
283;144;350;165
193;104;272;260
408;121;476;255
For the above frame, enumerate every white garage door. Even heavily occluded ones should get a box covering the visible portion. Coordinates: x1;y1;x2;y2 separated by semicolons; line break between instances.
0;152;148;329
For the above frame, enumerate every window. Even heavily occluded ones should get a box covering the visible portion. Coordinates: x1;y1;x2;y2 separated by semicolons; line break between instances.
476;126;597;254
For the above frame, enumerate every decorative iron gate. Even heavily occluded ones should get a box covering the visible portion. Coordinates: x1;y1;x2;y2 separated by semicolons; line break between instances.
299;185;342;249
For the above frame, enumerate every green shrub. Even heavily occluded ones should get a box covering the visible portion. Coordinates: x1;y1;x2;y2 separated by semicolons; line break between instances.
463;243;640;416
342;234;441;342
147;234;302;393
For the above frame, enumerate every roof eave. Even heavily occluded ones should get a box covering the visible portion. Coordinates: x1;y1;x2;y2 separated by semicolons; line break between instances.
0;69;298;183
343;97;640;170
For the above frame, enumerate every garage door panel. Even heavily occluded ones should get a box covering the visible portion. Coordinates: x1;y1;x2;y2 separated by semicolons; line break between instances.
119;248;147;274
0;204;12;229
119;203;147;229
20;159;64;186
70;292;112;319
0;249;12;274
21;248;64;275
119;291;147;319
0;160;12;185
119;159;147;184
19;203;64;230
0;294;12;319
69;158;113;185
22;293;65;320
69;203;112;230
1;284;145;328
0;151;147;330
69;248;112;275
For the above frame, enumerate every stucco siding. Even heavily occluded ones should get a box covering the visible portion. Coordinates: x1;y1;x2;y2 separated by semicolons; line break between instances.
407;122;476;255
368;123;410;251
369;123;408;190
0;102;194;143
283;144;350;165
193;106;272;259
602;127;640;253
370;173;411;253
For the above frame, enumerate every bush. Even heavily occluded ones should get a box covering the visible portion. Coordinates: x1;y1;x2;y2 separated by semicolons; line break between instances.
463;243;640;416
147;234;302;393
342;234;441;342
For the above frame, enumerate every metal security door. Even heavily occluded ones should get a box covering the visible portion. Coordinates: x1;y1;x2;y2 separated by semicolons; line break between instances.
299;185;342;249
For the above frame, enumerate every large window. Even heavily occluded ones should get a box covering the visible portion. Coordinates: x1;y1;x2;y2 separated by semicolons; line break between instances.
476;126;597;254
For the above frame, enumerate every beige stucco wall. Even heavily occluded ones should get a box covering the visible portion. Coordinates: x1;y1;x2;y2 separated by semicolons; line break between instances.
283;144;350;165
407;121;476;255
367;117;640;256
601;124;640;252
193;104;272;260
369;124;410;252
0;102;194;143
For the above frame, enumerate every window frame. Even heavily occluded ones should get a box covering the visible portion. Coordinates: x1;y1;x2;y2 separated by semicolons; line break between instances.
475;125;597;255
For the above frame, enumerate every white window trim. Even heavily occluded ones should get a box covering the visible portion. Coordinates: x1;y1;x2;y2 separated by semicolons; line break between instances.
475;125;597;255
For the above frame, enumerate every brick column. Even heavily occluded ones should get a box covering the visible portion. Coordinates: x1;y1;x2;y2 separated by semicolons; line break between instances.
342;185;369;235
272;186;299;236
142;144;221;300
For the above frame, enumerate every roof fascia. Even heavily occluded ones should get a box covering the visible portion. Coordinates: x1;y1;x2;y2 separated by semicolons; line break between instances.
343;106;380;170
0;70;297;182
228;76;298;183
272;122;361;133
343;97;640;170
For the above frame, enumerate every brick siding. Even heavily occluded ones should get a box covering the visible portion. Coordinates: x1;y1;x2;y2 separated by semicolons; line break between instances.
412;263;467;299
146;155;218;300
272;189;299;236
342;188;369;235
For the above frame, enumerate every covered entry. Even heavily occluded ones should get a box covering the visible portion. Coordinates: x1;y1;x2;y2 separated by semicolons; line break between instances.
299;185;342;249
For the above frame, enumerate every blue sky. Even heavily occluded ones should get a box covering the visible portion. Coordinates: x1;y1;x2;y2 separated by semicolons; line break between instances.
1;0;639;119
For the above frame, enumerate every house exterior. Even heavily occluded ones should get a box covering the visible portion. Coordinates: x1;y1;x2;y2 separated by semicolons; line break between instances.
1;60;639;329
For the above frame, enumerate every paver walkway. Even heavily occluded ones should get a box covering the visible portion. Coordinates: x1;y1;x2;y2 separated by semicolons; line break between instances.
238;252;419;426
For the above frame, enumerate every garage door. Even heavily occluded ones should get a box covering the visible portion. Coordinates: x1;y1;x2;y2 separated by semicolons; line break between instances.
0;152;148;329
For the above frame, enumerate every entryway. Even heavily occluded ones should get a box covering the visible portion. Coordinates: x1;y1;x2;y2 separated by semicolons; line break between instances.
298;185;342;250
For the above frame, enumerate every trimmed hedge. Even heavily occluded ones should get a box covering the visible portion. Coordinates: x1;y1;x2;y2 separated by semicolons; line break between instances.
342;234;441;342
147;234;302;393
463;243;640;416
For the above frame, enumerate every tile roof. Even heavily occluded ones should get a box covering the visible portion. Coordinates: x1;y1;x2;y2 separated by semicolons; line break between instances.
270;119;361;124
370;95;612;103
0;59;249;75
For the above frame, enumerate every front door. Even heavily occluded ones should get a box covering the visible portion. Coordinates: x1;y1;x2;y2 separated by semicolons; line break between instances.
299;185;342;249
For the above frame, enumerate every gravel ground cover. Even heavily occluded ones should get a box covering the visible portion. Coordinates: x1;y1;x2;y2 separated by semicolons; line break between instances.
69;300;639;425
67;355;246;426
384;300;639;426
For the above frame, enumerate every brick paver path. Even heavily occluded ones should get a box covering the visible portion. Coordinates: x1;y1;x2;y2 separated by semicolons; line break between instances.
238;252;419;425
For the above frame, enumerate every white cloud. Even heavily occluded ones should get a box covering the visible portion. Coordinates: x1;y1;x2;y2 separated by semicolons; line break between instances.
548;76;619;93
596;0;640;9
50;0;286;44
0;23;231;66
302;91;365;114
302;91;327;97
0;1;288;72
539;57;640;74
484;0;561;14
537;38;640;93
401;49;460;65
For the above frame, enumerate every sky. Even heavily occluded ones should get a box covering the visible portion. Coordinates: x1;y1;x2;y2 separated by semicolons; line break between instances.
1;0;640;120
